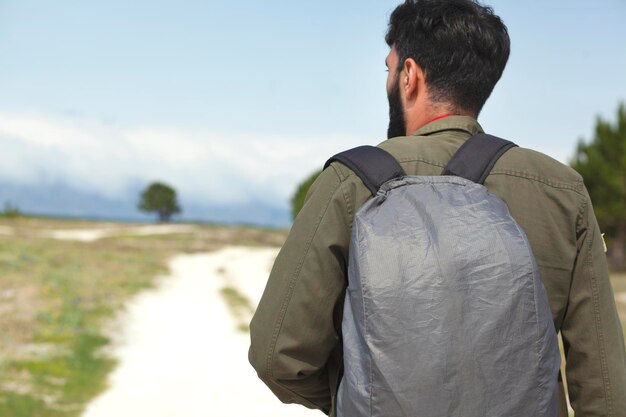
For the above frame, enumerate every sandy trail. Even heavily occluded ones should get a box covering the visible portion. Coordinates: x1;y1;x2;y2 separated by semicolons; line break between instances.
0;225;13;236
81;246;320;417
44;224;196;242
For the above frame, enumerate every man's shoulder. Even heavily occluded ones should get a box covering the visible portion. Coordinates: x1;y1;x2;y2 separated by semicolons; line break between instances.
328;134;455;182
493;146;584;192
327;133;585;196
379;133;585;194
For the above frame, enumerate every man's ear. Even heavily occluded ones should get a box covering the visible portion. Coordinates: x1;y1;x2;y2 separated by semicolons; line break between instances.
402;58;425;103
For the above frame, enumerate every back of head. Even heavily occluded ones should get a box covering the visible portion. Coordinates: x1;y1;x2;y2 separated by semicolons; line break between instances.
386;0;510;116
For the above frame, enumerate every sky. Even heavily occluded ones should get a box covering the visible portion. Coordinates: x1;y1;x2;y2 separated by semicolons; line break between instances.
0;0;625;221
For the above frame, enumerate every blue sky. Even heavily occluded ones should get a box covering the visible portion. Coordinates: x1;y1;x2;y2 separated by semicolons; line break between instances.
0;0;625;216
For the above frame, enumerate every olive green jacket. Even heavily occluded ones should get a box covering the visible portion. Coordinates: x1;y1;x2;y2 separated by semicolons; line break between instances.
249;116;626;416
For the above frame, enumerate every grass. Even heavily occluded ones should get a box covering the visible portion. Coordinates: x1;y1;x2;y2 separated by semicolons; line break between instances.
1;333;112;416
0;229;167;416
220;286;255;333
0;216;287;417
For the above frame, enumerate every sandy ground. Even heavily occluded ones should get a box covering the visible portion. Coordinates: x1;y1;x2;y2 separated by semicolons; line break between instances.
0;225;14;236
81;246;320;417
43;224;196;242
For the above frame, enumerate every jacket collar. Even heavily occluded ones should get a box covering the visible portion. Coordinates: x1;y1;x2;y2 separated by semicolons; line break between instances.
410;115;484;137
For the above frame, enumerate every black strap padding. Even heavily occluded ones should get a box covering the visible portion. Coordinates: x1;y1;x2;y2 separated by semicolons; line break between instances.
324;145;406;196
442;133;517;184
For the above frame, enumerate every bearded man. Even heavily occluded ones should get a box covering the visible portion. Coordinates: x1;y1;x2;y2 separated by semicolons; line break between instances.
249;1;626;416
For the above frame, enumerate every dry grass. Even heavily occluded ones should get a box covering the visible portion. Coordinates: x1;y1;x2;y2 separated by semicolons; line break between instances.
0;216;287;417
220;286;255;333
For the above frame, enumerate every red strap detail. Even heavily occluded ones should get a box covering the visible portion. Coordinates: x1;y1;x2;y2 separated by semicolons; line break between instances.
427;114;457;124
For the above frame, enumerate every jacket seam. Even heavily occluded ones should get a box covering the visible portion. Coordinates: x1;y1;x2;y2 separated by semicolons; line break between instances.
330;162;351;182
265;170;343;401
575;195;587;237
395;157;446;168
585;204;613;415
353;157;585;195
333;165;353;224
559;195;588;348
489;171;584;194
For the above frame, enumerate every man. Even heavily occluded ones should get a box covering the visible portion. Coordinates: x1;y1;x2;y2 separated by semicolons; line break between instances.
249;1;626;416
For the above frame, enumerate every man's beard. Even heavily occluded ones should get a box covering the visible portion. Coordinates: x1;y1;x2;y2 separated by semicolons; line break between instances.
387;77;406;139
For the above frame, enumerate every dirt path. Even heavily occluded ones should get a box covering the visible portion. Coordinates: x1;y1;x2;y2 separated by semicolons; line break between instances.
81;247;320;417
0;225;13;236
44;224;196;242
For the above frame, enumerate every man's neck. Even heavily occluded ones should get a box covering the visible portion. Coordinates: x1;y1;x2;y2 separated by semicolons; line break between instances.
405;113;455;135
426;113;458;124
405;109;475;135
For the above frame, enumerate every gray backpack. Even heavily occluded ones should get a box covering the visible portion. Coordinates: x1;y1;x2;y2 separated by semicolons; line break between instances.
325;134;560;417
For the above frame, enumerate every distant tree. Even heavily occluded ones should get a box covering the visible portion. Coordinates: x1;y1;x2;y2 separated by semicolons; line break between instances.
571;103;626;271
1;202;21;218
138;182;181;223
291;170;322;220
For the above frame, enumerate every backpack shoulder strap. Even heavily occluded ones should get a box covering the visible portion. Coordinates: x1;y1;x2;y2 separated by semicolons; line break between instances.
324;145;406;196
442;133;517;184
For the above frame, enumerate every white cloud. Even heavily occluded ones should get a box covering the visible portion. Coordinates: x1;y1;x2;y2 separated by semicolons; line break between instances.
0;112;373;207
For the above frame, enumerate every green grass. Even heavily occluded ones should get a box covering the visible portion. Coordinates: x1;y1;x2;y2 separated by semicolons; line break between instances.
0;232;167;416
220;286;255;333
0;217;287;417
0;333;113;416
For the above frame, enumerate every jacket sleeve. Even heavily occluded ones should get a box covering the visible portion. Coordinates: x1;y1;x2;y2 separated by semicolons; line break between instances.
561;189;626;416
248;165;352;413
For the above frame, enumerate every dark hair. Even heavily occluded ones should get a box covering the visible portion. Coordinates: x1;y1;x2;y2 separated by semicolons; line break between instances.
386;0;510;116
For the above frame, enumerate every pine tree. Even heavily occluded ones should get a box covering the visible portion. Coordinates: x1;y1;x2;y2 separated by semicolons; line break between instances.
571;103;626;271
